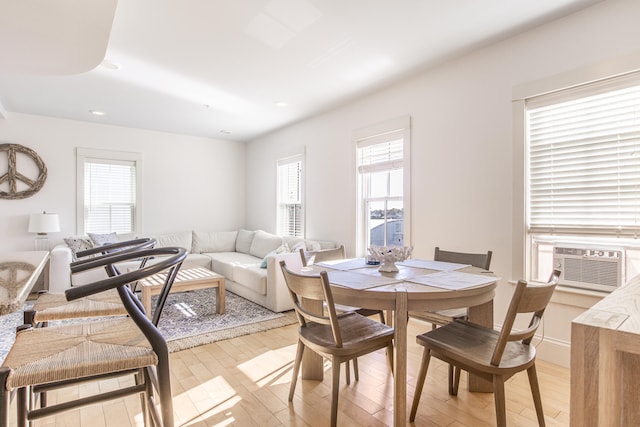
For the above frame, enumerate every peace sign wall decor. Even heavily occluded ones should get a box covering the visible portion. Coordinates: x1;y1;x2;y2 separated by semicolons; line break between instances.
0;143;48;199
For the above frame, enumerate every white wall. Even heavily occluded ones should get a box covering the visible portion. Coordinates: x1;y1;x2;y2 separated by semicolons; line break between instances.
245;0;640;366
0;113;246;252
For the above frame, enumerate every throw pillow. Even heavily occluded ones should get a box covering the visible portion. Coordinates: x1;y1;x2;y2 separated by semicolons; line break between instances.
282;235;305;251
235;229;255;254
290;241;306;254
260;244;289;268
64;236;94;261
249;230;283;259
305;240;322;251
88;232;118;247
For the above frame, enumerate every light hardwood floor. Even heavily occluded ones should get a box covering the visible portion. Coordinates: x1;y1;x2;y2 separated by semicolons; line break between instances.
9;318;570;426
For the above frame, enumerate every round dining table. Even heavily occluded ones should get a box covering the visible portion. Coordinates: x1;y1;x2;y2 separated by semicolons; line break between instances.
299;261;497;427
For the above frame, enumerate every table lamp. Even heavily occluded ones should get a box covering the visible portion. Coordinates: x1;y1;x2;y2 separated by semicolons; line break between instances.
28;211;60;251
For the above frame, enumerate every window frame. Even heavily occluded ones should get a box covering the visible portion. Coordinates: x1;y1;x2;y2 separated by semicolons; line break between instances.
512;54;640;283
354;116;411;256
76;148;142;235
276;153;305;238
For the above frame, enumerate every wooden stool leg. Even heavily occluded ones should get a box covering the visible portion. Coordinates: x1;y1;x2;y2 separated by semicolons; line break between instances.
289;341;304;401
330;361;341;427
157;352;174;427
345;361;351;384
0;368;10;427
527;364;546;426
410;348;431;421
352;358;359;381
493;375;507;427
17;386;27;427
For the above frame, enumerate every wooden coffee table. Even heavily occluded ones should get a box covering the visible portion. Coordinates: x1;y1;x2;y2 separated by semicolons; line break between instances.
138;267;225;318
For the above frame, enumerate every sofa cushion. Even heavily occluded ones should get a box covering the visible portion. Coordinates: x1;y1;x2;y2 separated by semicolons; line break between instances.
206;251;261;281
63;236;93;261
181;253;212;270
235;229;255;254
249;230;283;259
193;230;237;253
232;264;268;296
155;230;193;253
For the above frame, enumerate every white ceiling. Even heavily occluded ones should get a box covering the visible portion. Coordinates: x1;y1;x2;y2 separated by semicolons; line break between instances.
0;0;601;142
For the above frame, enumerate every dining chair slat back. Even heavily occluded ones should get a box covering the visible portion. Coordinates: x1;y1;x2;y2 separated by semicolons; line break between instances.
281;262;337;329
299;245;346;267
434;246;493;270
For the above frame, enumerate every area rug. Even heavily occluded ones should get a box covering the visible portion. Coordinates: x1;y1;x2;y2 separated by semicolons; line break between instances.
0;289;296;363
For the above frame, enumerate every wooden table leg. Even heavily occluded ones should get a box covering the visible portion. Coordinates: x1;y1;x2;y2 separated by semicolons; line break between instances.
394;290;408;427
301;298;324;380
141;285;152;318
216;279;226;314
467;299;494;392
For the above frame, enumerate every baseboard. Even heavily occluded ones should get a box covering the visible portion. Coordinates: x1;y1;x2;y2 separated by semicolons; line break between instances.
532;335;571;368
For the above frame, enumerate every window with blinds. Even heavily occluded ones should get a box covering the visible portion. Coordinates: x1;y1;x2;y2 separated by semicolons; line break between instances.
355;116;410;253
357;134;404;173
526;73;640;237
76;148;141;235
277;155;304;237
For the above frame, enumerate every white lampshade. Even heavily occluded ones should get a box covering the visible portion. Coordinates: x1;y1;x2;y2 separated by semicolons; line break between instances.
28;212;60;234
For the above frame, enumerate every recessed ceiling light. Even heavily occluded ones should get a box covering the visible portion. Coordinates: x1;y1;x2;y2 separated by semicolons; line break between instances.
274;101;288;107
101;60;122;70
89;110;106;116
220;129;232;134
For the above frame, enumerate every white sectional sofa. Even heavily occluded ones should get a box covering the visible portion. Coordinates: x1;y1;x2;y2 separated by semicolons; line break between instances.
49;229;337;313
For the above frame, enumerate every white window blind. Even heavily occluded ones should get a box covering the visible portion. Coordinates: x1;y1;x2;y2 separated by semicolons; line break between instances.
527;74;640;236
77;148;141;235
277;156;304;237
357;131;404;173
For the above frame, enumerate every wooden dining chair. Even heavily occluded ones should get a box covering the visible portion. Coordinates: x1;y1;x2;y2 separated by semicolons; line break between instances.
299;245;387;383
279;260;395;427
410;270;560;427
0;247;187;427
300;245;386;323
409;247;493;328
299;245;347;267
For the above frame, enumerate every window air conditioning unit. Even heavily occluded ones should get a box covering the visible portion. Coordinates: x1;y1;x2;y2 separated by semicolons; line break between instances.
553;246;623;292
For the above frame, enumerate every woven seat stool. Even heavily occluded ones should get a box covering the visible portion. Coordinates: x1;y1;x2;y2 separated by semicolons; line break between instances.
0;246;186;427
24;238;157;327
26;288;125;323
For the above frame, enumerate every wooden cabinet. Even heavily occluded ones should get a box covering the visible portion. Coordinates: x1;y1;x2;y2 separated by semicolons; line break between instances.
571;275;640;426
